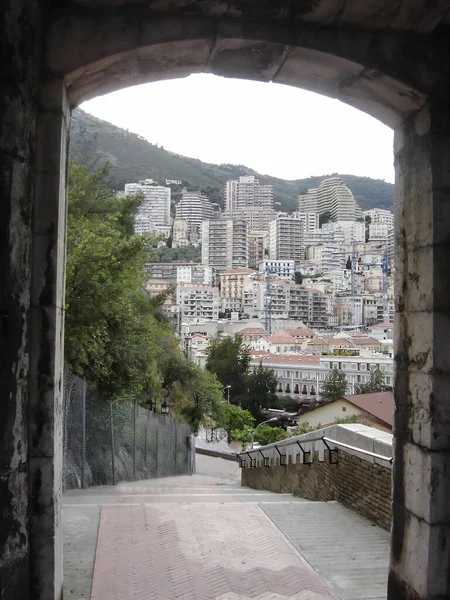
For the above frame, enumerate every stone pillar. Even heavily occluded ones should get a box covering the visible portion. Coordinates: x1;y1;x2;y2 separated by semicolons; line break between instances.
0;0;40;597
28;79;70;599
390;101;450;599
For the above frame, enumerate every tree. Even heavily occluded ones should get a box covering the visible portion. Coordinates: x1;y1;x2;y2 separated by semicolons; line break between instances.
243;363;278;420
254;425;287;446
218;405;255;443
159;352;224;433
355;368;389;394
205;336;251;405
346;256;352;270
294;272;303;285
65;161;169;399
320;368;348;402
319;211;331;227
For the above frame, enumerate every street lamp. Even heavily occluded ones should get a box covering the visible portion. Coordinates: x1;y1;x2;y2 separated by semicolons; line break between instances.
221;385;231;405
161;387;170;416
251;417;279;449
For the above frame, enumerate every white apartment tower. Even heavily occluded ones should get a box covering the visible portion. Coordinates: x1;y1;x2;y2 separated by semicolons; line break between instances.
225;175;274;232
125;179;171;235
175;189;214;243
201;219;248;274
268;214;305;264
298;177;362;222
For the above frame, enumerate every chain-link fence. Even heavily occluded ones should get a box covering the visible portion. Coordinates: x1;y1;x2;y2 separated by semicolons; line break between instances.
63;372;195;491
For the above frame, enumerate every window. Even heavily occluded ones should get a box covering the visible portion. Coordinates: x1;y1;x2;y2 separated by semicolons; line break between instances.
342;406;347;412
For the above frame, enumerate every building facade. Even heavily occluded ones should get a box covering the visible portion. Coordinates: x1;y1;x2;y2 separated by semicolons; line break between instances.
201;219;248;274
125;179;171;234
298;177;363;222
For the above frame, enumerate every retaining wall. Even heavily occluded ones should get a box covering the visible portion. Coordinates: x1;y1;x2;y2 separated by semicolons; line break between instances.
241;424;393;530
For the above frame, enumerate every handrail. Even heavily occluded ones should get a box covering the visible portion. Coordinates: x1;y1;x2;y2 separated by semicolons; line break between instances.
322;437;393;464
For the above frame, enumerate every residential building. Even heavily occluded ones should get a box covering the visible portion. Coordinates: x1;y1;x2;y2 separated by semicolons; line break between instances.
125;179;171;234
296;392;394;432
259;260;295;280
219;267;256;313
177;283;219;323
201;219;248;274
176;265;215;285
298;177;363;222
225;175;273;212
269;214;305;263
248;230;269;269
322;221;365;243
175;189;214;243
363;208;394;227
172;218;189;247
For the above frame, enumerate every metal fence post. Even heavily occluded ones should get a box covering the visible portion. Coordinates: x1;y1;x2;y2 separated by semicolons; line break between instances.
155;426;159;478
133;400;137;480
110;401;116;485
81;379;86;488
174;423;177;474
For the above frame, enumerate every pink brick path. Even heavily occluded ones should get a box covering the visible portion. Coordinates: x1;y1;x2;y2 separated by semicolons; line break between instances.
89;463;338;600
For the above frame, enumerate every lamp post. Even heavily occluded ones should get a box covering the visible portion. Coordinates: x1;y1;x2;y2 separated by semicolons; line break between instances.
161;387;170;416
251;417;279;449
221;385;231;405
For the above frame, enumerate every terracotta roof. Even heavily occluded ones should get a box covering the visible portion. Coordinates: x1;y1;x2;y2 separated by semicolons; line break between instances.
250;353;320;366
343;392;394;427
267;335;298;344
238;327;268;335
351;336;381;345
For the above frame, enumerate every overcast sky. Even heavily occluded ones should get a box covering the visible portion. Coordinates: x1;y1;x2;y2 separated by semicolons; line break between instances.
81;73;395;184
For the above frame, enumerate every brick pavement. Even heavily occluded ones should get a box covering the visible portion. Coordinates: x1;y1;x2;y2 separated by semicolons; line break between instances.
86;456;337;600
90;502;337;600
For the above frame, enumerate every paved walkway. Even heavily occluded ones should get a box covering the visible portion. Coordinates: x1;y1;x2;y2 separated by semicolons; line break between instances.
63;455;389;600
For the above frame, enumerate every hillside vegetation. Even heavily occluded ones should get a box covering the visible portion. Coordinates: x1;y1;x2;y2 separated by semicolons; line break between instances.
70;109;394;213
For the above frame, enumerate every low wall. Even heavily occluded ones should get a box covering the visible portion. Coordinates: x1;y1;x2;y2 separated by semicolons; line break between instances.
241;424;393;530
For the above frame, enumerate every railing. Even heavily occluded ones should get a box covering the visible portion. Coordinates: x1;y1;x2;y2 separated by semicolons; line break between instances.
238;424;393;470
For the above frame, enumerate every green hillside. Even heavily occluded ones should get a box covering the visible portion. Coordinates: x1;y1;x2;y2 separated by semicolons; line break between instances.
70;108;394;213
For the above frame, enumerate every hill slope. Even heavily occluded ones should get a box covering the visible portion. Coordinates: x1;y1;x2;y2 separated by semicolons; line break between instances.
70;109;394;213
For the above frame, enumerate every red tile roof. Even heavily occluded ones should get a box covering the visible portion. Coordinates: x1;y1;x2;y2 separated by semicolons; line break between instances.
343;391;394;427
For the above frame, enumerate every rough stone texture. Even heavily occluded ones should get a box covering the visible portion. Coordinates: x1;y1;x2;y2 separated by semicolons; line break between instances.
242;449;393;531
0;0;40;597
390;100;450;599
28;79;70;600
2;1;450;599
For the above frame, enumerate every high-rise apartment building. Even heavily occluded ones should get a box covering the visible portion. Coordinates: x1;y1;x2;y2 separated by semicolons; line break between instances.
225;175;274;211
172;218;189;247
201;219;248;274
298;177;362;222
125;179;171;235
248;230;268;269
175;189;214;243
224;175;274;232
268;214;305;264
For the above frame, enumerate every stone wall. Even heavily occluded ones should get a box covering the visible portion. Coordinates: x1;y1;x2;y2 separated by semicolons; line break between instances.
241;425;392;530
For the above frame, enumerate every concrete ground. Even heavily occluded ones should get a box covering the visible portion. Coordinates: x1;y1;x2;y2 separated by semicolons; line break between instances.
63;454;389;600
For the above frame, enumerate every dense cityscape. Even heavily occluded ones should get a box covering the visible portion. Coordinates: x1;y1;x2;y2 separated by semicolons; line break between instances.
124;173;395;409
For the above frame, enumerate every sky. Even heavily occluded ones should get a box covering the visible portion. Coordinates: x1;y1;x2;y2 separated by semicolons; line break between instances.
81;74;395;184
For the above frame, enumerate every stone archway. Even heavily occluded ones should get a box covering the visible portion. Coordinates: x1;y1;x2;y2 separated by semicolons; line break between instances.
3;2;450;598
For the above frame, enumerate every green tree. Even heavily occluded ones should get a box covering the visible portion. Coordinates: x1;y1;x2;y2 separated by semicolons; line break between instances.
320;368;348;402
205;336;251;405
355;368;389;394
65;161;169;398
254;424;287;446
218;405;255;443
346;256;352;270
243;363;278;420
294;272;303;285
159;353;224;433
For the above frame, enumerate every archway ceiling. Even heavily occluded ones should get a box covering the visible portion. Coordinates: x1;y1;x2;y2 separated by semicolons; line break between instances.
47;1;450;127
64;0;450;33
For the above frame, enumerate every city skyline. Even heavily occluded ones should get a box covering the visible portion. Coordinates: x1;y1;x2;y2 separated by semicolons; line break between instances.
81;74;395;184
